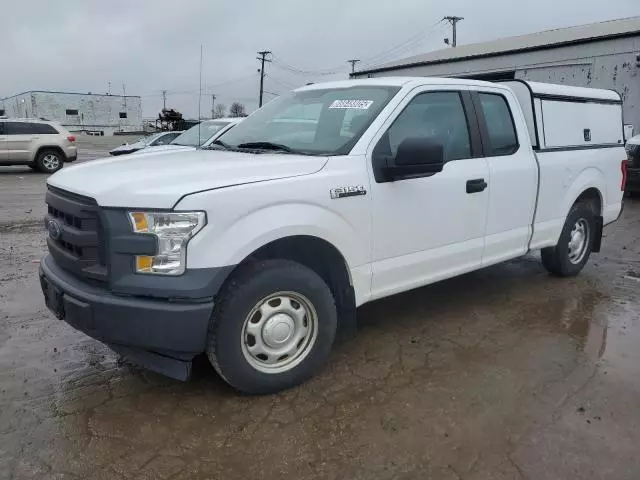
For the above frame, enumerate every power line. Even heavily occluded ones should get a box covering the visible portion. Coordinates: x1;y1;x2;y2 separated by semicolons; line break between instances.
443;16;464;47
265;74;297;90
270;55;347;76
357;20;447;69
139;73;260;98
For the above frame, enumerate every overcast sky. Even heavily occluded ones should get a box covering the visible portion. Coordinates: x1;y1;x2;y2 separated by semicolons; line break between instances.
2;0;638;118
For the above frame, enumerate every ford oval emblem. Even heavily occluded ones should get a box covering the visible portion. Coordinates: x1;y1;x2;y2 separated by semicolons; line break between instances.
48;219;62;241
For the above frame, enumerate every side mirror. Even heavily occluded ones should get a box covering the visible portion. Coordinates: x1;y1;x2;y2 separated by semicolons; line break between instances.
382;137;444;181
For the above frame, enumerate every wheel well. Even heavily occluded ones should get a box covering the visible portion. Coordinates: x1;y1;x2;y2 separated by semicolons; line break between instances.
243;236;356;335
36;146;65;161
574;188;602;216
573;187;603;252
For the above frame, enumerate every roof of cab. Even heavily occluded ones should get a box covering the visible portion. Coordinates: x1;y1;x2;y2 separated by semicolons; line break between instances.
295;77;620;102
296;76;501;91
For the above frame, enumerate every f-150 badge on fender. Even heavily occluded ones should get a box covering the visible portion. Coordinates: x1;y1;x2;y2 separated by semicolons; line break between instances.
330;185;367;199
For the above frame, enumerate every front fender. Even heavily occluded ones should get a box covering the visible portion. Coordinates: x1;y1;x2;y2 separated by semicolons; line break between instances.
191;202;366;269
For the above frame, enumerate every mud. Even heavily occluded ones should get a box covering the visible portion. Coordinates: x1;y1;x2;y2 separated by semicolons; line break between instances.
1;155;639;479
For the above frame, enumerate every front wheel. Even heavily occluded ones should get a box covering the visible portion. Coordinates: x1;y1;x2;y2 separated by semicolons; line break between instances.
541;202;596;277
207;259;337;394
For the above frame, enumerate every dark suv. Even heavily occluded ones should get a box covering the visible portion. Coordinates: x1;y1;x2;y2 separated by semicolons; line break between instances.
626;135;640;195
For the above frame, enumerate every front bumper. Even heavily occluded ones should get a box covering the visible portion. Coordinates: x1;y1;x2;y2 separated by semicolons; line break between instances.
39;254;214;380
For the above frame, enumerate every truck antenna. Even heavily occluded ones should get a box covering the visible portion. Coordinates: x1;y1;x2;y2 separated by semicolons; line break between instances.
198;45;203;148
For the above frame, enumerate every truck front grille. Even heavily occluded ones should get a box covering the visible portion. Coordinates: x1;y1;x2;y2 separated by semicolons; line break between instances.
45;186;107;282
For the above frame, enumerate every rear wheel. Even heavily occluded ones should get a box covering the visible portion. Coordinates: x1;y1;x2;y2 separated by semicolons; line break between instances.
35;149;63;173
207;259;337;394
541;202;596;277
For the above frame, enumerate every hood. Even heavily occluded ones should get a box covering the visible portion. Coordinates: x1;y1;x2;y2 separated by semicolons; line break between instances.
48;149;328;209
628;134;640;146
110;141;145;153
133;144;195;155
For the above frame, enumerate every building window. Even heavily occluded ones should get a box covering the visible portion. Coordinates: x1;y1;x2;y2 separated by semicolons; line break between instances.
119;112;127;119
0;109;5;116
66;109;79;115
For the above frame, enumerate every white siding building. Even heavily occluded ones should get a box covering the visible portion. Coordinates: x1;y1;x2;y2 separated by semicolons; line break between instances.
353;17;640;135
0;91;143;135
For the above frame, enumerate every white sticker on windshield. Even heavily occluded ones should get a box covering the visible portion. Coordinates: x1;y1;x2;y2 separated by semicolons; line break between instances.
329;100;374;110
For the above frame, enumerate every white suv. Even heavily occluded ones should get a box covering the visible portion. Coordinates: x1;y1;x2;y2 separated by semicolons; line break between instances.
0;118;78;173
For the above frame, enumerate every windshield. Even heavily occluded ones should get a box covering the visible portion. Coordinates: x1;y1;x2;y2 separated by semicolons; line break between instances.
130;132;162;146
171;121;230;146
218;86;400;155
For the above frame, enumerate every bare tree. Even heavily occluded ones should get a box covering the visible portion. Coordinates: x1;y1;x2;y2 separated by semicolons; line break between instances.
213;103;227;118
229;102;246;117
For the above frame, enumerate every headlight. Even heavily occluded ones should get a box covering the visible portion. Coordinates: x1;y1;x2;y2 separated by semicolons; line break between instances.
128;211;206;275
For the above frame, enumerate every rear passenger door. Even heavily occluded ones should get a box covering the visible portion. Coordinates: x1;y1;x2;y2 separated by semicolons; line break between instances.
469;88;539;266
367;87;489;299
5;121;35;161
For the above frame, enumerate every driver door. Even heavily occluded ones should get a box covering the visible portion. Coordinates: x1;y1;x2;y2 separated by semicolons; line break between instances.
367;87;490;300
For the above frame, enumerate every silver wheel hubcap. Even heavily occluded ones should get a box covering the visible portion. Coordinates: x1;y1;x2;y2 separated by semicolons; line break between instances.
42;154;60;170
568;218;589;264
241;291;318;374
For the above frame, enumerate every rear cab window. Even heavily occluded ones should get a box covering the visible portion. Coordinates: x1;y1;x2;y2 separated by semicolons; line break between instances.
477;93;519;156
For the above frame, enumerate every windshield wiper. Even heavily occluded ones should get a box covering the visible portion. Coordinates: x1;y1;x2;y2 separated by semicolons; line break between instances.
210;139;230;150
236;141;293;153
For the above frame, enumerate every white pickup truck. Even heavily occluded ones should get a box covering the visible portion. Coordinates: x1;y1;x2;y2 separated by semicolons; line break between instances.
39;78;627;394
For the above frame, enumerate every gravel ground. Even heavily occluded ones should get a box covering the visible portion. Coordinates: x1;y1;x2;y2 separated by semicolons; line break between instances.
1;144;639;479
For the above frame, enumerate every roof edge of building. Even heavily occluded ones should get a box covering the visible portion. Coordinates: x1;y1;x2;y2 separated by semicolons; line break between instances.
354;26;640;76
1;90;141;101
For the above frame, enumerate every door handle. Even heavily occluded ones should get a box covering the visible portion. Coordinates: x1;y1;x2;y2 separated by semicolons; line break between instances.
466;178;488;193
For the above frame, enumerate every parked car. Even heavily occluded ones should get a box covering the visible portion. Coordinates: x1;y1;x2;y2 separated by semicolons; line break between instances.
40;78;626;394
109;131;182;156
625;133;640;195
0;118;77;173
137;118;243;155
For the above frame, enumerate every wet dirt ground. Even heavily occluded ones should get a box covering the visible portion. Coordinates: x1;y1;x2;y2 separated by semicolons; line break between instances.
1;150;640;479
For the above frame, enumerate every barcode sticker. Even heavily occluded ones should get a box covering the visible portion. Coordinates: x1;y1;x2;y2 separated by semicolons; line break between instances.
329;100;374;110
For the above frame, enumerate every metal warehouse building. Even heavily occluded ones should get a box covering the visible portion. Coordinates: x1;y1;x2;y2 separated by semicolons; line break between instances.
354;16;640;134
0;91;143;135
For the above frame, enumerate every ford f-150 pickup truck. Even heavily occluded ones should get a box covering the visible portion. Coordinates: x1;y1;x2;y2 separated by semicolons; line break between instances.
39;77;627;394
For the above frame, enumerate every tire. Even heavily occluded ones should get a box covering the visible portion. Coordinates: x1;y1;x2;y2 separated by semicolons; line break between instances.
541;202;596;277
207;259;337;394
35;149;64;173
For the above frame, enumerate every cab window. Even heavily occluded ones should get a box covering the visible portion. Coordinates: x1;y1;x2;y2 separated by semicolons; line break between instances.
374;91;472;162
478;93;518;156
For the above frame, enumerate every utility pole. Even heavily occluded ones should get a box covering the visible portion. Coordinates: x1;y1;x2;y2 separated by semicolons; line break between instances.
161;90;167;110
257;50;272;108
347;59;361;75
211;94;216;118
108;81;112;95
122;83;127;110
443;16;464;47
